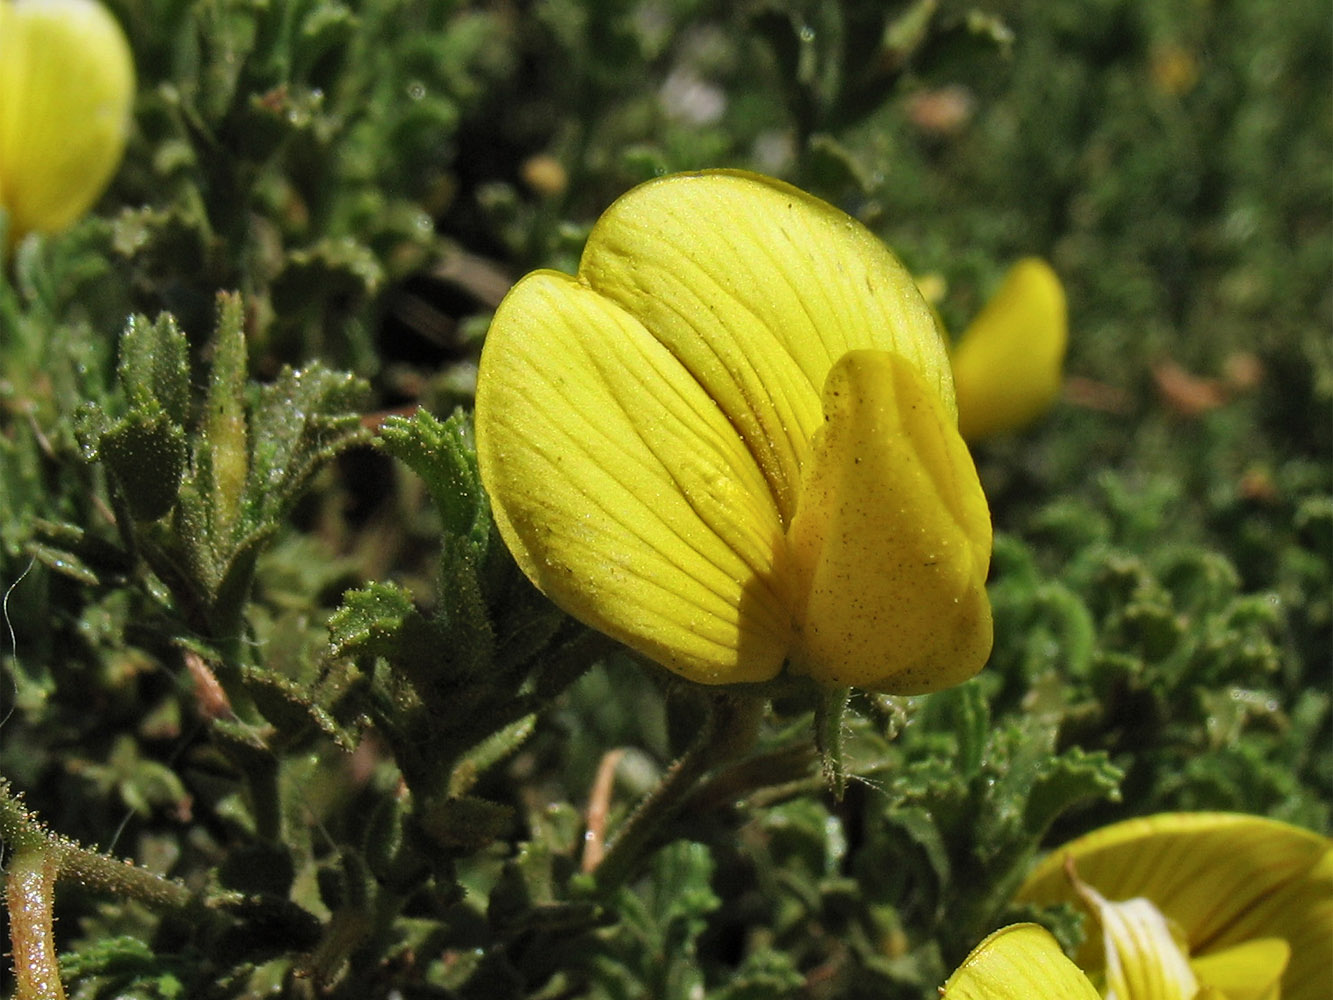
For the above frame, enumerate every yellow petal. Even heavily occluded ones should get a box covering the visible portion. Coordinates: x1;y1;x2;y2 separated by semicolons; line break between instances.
941;923;1102;1000
1068;871;1199;1000
477;171;992;693
1017;813;1333;1000
474;270;795;685
950;258;1067;441
579;169;954;523
0;0;135;241
787;350;992;692
1190;938;1290;1000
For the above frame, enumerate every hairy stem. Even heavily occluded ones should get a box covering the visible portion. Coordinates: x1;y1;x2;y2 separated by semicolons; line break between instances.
6;846;64;1000
815;686;851;800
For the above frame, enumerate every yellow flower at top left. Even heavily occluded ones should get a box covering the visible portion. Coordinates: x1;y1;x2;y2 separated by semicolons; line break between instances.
0;0;134;243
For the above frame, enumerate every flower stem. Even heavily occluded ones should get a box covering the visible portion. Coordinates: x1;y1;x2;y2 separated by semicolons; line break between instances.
815;686;851;800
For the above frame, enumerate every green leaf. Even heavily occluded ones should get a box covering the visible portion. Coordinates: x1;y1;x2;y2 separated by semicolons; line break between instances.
653;840;721;931
326;580;425;660
293;2;358;82
449;712;537;797
217;841;296;898
326;579;452;673
95;409;188;522
28;541;102;587
418;795;514;854
271;237;384;315
240;661;353;748
882;0;937;63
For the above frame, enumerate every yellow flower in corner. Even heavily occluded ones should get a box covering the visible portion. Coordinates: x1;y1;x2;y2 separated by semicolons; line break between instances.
950;258;1068;441
1015;813;1333;1000
941;923;1102;1000
0;0;135;243
475;170;992;693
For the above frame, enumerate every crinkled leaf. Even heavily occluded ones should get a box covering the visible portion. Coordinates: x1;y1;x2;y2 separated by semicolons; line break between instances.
1022;747;1123;840
248;362;371;526
326;580;433;662
117;312;190;426
378;408;489;548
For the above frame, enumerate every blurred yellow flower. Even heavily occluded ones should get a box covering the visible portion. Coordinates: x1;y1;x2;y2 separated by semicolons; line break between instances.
950;258;1067;441
1151;44;1200;97
0;0;135;243
475;170;992;693
941;923;1102;1000
1016;812;1333;1000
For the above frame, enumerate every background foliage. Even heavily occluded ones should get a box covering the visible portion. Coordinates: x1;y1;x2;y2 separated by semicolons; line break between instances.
1;0;1328;997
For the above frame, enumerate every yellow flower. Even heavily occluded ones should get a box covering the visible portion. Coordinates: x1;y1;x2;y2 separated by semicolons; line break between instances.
941;923;1102;1000
949;258;1068;441
1015;813;1333;1000
0;0;135;243
474;170;992;692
